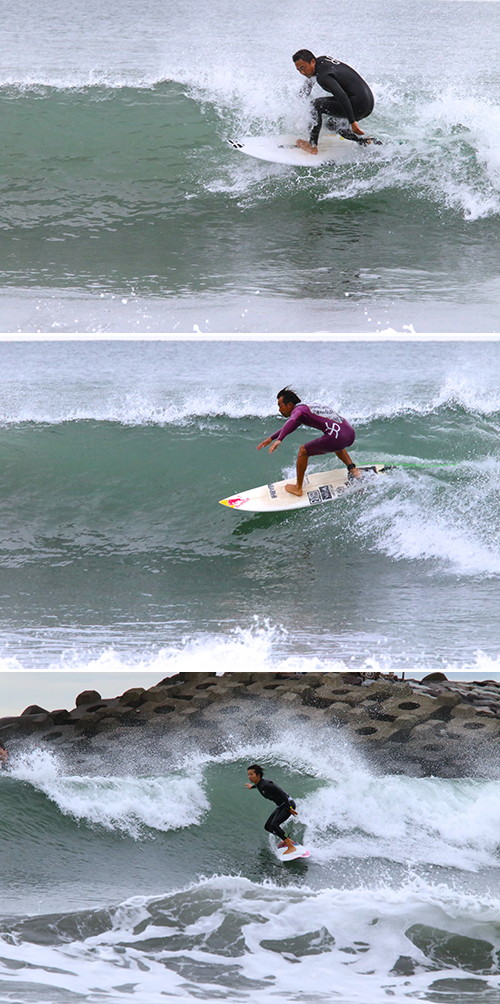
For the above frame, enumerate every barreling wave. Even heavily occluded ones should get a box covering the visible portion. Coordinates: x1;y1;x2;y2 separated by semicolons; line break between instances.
4;740;500;1002
6;722;500;863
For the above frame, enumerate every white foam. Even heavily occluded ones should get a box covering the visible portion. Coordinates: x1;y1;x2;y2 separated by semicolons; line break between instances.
355;462;500;576
12;749;210;836
301;772;500;871
2;620;500;684
3;875;500;1004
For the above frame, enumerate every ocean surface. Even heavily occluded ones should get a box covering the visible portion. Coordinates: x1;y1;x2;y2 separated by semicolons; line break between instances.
1;0;500;332
2;337;500;1001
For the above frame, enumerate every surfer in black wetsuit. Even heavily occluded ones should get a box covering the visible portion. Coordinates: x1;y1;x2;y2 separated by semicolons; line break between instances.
245;764;298;855
293;49;375;154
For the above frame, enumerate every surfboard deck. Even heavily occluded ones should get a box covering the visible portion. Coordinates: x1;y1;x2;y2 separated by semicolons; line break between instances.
220;464;386;514
275;843;310;862
229;133;360;167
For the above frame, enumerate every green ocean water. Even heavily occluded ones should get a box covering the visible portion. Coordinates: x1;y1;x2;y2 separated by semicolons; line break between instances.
3;741;500;1004
0;338;499;671
1;0;499;330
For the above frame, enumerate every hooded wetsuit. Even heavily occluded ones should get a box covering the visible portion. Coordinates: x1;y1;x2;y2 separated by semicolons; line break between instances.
302;56;374;146
270;403;355;457
251;777;296;841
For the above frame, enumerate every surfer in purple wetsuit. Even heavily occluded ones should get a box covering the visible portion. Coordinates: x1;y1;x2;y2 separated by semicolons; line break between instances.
245;764;298;855
258;388;360;497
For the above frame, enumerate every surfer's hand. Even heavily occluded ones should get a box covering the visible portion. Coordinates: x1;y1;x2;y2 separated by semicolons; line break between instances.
269;440;281;453
244;783;253;788
257;437;273;450
296;139;318;155
289;808;298;816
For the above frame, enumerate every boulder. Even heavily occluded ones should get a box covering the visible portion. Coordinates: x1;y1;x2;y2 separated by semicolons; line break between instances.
450;704;485;721
301;686;336;710
204;684;245;703
94;717;119;733
158;672;217;687
136;701;179;718
218;672;258;684
279;692;302;706
21;705;50;716
410;721;447;741
350;720;408;743
323;702;352;725
50;709;71;725
387;694;441;721
75;690;102;707
383;714;423;742
447;718;500;740
118;688;146;708
144;685;178;702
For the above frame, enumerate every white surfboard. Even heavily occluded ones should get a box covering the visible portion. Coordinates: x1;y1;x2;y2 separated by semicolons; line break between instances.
219;464;386;514
275;843;310;862
229;133;360;167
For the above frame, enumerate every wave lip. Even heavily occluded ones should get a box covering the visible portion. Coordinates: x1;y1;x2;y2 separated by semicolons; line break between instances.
11;750;210;837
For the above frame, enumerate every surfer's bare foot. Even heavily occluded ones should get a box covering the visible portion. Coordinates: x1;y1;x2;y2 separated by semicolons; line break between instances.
283;839;297;855
296;139;318;155
285;483;303;496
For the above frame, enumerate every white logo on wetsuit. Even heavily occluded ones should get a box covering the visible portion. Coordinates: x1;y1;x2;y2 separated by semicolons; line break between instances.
325;420;341;437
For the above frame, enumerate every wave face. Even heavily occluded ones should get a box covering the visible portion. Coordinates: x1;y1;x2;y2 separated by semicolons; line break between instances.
0;338;499;671
1;0;500;330
1;335;500;1002
3;733;500;1004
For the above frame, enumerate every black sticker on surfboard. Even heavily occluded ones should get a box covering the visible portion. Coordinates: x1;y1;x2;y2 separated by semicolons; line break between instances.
307;484;335;504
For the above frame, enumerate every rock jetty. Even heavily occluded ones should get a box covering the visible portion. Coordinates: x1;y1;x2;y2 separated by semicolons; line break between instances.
2;671;500;777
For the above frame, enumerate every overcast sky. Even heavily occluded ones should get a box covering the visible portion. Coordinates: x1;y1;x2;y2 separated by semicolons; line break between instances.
2;671;500;718
1;672;165;717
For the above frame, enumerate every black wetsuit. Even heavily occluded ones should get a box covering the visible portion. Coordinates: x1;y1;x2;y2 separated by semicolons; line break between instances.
252;777;296;841
302;56;374;146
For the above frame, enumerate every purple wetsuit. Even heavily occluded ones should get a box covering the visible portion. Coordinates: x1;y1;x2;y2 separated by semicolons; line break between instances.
271;403;355;457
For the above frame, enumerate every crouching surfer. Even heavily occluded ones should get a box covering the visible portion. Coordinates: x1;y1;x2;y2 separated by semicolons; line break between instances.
257;387;360;497
245;763;298;854
293;49;377;153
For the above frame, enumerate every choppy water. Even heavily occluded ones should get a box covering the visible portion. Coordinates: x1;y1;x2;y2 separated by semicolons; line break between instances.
3;731;500;1004
1;339;500;674
1;338;500;998
1;0;500;331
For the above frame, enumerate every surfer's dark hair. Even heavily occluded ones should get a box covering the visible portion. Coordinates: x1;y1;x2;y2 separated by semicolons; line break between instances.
277;388;301;406
247;764;263;777
292;49;315;63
